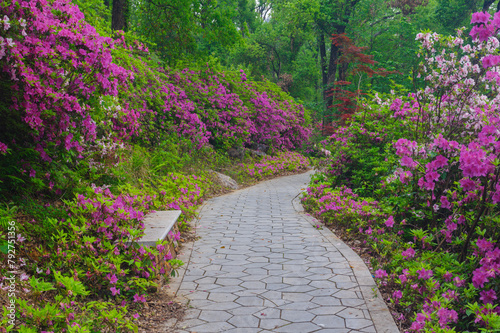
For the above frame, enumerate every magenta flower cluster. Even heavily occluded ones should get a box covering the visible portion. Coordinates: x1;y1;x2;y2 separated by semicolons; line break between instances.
304;12;500;332
0;0;137;161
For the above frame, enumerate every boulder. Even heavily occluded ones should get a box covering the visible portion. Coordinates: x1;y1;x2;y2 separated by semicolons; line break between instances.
248;142;269;153
247;149;266;157
209;170;239;190
228;146;245;160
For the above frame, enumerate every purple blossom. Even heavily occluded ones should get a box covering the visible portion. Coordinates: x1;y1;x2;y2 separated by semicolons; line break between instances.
385;216;395;228
375;269;388;279
479;289;497;304
416;268;433;280
402;247;415;259
133;293;147;303
110;287;120;296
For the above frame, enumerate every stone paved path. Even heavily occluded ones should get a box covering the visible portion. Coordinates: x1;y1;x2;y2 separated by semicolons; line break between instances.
173;171;397;333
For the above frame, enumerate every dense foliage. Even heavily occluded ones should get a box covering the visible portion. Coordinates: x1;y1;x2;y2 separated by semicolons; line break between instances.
303;13;500;332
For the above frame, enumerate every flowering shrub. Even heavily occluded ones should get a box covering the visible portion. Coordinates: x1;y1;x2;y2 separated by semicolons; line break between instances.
0;0;136;159
238;151;310;180
0;0;311;331
0;173;209;332
302;180;383;230
305;12;500;333
111;48;311;152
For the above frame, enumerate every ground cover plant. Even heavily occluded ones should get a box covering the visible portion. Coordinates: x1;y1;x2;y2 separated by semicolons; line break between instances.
0;0;311;331
238;151;311;181
303;12;500;333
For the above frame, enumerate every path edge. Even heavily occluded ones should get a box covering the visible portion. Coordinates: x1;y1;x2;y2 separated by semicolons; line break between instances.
161;202;209;332
292;194;400;333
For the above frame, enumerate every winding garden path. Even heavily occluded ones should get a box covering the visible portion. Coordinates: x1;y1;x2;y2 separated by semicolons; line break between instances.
172;171;398;333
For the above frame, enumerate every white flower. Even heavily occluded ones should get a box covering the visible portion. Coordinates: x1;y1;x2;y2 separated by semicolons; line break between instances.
17;233;26;243
3;15;10;30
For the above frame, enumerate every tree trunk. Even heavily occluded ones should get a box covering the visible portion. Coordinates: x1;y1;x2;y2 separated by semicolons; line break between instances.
319;32;328;90
112;0;128;31
326;26;346;110
338;62;349;82
483;0;495;11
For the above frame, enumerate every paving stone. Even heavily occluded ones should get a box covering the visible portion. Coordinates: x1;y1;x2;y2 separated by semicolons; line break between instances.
216;278;242;286
211;286;246;293
188;321;235;332
208;293;238;302
308;267;334;275
228;315;260;328
196;301;242;311
282;277;311;285
309;306;346;315
244;268;268;275
360;325;377;332
306;288;339;297
274;322;322;333
263;298;289;307
336;308;365;319
229;306;265;316
194;277;216;284
233;289;267;297
179;318;206;328
281;310;315;322
311;296;342;306
265;283;289;291
240;281;267;289
235;296;265;307
282;292;313;302
259;318;289;330
253;307;281;319
312;315;345;328
173;172;391;333
183;308;201;320
309;280;338;289
278;301;318;310
333;290;361;299
346;318;374;330
198;310;232;322
224;328;261;333
185;291;209;300
279;285;315;293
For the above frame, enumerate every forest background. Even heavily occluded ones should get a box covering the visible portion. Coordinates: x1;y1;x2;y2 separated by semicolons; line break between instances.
103;0;493;119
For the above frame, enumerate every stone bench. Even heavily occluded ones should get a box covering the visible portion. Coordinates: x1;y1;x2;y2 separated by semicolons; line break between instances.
136;210;182;285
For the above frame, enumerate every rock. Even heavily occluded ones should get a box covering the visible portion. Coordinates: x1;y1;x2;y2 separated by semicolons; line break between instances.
228;146;245;160
248;142;269;153
247;149;266;157
209;170;239;190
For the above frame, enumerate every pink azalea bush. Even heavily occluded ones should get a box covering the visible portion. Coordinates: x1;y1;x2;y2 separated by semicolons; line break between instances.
0;0;136;161
1;173;209;331
0;0;311;331
304;12;500;333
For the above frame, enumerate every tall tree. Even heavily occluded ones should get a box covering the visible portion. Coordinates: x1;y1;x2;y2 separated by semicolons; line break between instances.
112;0;128;31
315;0;361;109
131;0;240;63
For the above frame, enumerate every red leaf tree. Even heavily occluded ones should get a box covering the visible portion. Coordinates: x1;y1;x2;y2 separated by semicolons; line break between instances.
323;34;399;132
